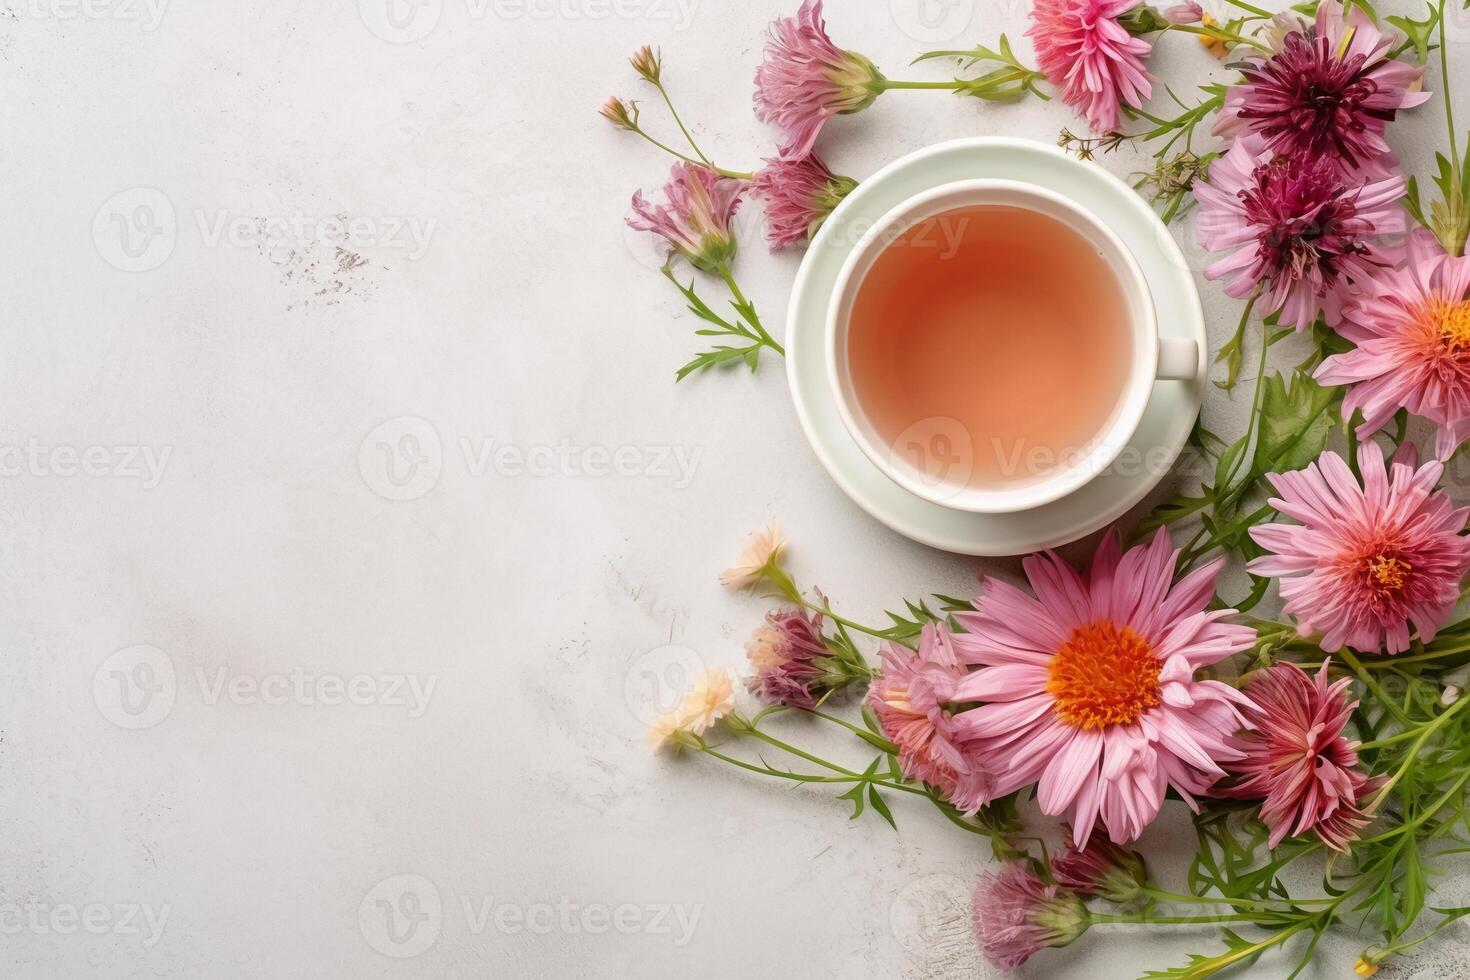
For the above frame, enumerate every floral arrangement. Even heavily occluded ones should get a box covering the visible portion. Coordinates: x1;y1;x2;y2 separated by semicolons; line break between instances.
608;0;1470;974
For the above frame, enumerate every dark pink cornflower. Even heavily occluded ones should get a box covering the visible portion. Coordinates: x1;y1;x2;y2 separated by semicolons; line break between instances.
867;624;991;815
1028;0;1154;134
744;607;830;709
1222;661;1378;851
1215;1;1429;172
1248;442;1470;655
753;0;883;160
1050;831;1148;903
972;863;1089;970
750;153;857;251
627;161;745;273
1193;134;1406;330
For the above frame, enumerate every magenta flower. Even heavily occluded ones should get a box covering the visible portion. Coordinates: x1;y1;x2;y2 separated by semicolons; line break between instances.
751;153;857;251
972;863;1089;969
753;0;883;160
948;530;1257;846
1214;0;1430;172
1222;661;1377;850
1028;0;1153;134
744;608;831;709
1193;134;1406;330
1249;443;1470;655
1050;832;1149;902
867;624;990;815
1317;231;1470;459
627;161;745;273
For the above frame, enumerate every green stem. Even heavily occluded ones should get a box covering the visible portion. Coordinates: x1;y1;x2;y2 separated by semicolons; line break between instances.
876;79;969;91
628;127;753;180
1090;911;1266;925
717;268;785;356
1164;23;1272;53
1219;0;1271;16
654;81;712;167
1340;648;1414;727
745;729;929;797
1140;887;1336;912
1440;0;1460;179
809;709;894;751
1363;693;1470;812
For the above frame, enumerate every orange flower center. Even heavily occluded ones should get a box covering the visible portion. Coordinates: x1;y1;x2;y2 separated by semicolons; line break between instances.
1365;553;1412;595
1433;298;1470;356
1047;622;1162;731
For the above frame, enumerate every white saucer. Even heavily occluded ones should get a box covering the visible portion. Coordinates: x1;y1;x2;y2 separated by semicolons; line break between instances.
785;137;1207;556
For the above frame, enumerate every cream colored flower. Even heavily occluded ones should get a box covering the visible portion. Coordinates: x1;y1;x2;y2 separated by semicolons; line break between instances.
676;669;736;734
647;709;689;755
719;520;787;588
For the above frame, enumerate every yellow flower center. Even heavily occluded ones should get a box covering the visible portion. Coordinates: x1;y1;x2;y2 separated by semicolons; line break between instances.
1433;298;1470;356
1365;554;1412;595
1047;622;1162;731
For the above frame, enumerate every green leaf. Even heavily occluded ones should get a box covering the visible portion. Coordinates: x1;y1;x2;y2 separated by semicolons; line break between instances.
1254;371;1340;474
675;344;765;382
867;785;897;830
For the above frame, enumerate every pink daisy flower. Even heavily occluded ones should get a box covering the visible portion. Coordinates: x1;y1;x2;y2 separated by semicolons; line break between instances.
948;530;1257;847
1193;134;1406;330
867;624;990;815
1248;442;1470;655
753;0;883;161
972;863;1089;970
750;153;857;251
1050;830;1148;902
1214;0;1430;172
1027;0;1154;134
1221;660;1378;850
1317;231;1470;459
627;161;745;273
745;607;832;709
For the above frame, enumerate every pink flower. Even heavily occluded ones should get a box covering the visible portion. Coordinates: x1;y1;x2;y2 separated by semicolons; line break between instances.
719;520;787;589
1317;231;1470;459
1163;2;1202;24
1214;0;1430;172
627;162;745;273
1027;0;1154;134
1248;443;1470;655
753;0;884;160
867;624;990;814
948;530;1257;847
745;608;831;708
1222;661;1377;850
1050;831;1149;902
751;153;857;251
1193;134;1406;330
972;863;1089;970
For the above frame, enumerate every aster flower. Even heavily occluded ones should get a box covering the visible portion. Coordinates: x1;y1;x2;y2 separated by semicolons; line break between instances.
751;153;857;251
1193;134;1406;330
867;624;990;814
971;863;1090;969
1214;0;1430;172
754;0;884;160
1162;2;1201;24
627;161;745;274
1027;0;1154;134
948;529;1257;846
1050;831;1149;903
1248;442;1470;655
719;520;788;589
1317;231;1470;459
1221;661;1378;850
745;608;835;708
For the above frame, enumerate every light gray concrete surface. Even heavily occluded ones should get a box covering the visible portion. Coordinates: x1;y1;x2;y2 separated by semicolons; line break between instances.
2;0;1468;976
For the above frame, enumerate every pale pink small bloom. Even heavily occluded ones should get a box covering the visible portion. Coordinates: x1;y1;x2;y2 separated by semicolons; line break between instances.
1050;830;1148;902
719;520;787;588
627;161;745;273
751;153;857;251
867;624;990;814
1248;443;1470;655
753;0;883;160
948;529;1257;846
745;607;831;708
1193;134;1406;330
647;711;687;755
1214;0;1430;172
1162;2;1202;24
972;863;1089;970
1317;231;1470;459
1222;661;1378;850
1028;0;1154;134
677;669;736;734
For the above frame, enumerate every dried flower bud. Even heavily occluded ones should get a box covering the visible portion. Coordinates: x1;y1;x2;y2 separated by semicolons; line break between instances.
630;45;661;83
600;96;638;130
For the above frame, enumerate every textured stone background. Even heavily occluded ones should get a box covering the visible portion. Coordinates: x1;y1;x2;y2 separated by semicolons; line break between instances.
2;0;1468;976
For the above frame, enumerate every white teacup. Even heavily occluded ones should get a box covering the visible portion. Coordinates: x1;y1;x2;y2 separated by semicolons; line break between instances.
826;179;1199;514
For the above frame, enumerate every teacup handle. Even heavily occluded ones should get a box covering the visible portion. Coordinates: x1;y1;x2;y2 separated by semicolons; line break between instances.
1156;337;1199;381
